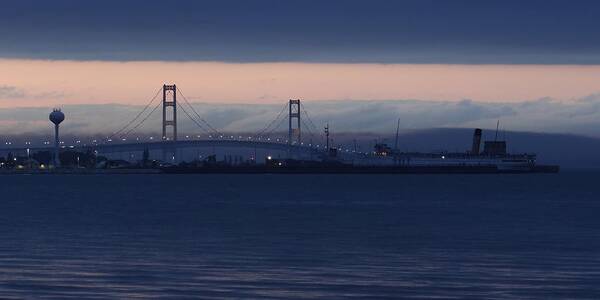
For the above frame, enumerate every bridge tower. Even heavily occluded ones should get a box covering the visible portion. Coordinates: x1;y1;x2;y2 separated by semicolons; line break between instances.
162;84;177;141
288;99;301;145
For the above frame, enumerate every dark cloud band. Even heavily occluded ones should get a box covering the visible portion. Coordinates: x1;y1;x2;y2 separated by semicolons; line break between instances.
1;0;600;64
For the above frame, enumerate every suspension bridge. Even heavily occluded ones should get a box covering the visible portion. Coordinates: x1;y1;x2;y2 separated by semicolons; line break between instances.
0;84;336;163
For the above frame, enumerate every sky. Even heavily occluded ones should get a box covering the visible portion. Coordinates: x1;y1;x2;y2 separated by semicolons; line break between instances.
3;0;600;63
1;0;600;135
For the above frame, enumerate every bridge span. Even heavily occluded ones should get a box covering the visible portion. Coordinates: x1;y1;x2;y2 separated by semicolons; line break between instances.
90;139;322;154
1;84;333;163
1;139;324;158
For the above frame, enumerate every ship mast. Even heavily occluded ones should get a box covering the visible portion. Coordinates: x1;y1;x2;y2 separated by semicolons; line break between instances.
394;118;400;151
394;118;401;165
494;120;500;141
324;122;330;149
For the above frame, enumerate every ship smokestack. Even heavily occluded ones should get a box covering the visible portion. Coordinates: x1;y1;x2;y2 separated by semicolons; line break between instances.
471;128;482;155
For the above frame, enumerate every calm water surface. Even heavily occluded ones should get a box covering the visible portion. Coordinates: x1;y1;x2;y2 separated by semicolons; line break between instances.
0;171;599;299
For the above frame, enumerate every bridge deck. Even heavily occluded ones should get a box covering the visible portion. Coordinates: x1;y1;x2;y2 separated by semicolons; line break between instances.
0;139;323;155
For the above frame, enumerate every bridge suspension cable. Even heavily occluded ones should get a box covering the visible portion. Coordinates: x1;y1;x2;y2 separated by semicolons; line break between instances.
103;85;323;145
107;86;162;140
300;102;319;133
299;102;321;144
301;118;316;141
262;113;289;137
176;87;222;136
120;100;163;138
178;103;213;135
254;103;289;138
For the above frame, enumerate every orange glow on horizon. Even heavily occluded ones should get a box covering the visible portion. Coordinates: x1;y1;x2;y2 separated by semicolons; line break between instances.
1;59;600;108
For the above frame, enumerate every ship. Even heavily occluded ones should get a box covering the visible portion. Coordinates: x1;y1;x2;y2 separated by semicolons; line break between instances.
162;128;559;174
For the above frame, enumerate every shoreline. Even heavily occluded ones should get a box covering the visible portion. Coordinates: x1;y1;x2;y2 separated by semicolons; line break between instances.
0;165;559;175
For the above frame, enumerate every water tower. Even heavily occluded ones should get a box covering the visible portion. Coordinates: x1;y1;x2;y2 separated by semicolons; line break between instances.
49;108;65;167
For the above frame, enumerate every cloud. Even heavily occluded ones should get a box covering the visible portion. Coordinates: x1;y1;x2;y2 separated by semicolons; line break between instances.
0;85;25;99
33;91;66;99
0;84;65;101
2;1;600;64
2;95;600;138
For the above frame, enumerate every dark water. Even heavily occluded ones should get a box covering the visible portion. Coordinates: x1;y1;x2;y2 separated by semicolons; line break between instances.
1;171;599;299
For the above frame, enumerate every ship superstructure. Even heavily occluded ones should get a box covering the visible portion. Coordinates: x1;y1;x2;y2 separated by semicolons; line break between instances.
354;128;552;172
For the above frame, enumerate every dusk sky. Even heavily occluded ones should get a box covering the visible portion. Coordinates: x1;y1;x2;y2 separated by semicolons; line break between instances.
3;0;600;63
2;0;600;135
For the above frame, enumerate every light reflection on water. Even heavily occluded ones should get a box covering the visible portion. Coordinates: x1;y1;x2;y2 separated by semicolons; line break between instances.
0;172;599;299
